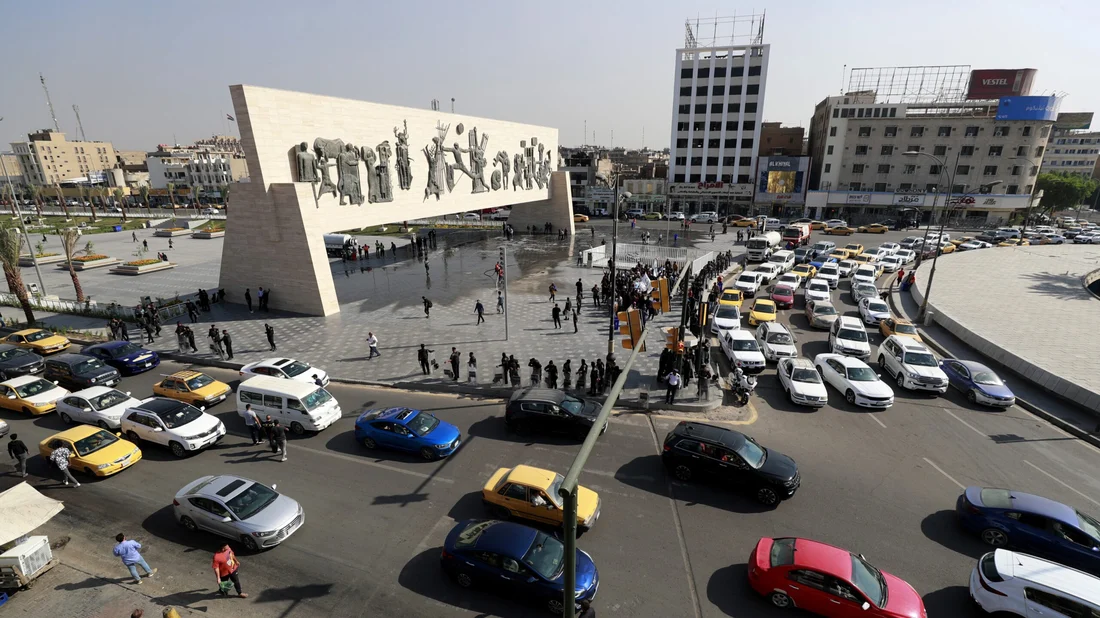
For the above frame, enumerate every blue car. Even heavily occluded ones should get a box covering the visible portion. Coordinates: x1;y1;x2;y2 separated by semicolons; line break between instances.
81;341;160;375
354;407;461;460
939;358;1015;407
440;519;598;614
956;486;1100;576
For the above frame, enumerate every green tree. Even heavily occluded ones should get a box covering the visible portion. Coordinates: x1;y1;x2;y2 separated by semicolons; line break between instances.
28;184;43;218
113;187;128;222
138;185;151;215
57;227;85;302
0;224;35;324
1035;172;1099;215
166;182;177;209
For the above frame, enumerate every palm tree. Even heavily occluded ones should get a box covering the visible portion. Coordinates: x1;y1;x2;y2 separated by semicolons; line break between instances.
219;184;230;210
57;227;85;302
54;183;71;219
192;185;203;211
139;185;151;216
0;224;35;324
113;188;128;222
28;184;43;218
167;182;177;209
85;186;98;223
0;184;15;217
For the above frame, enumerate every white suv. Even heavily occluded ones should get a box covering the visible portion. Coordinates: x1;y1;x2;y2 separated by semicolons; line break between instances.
816;264;840;289
733;272;763;297
755;322;797;362
828;316;871;360
720;330;766;374
971;549;1100;618
877;335;948;393
121;397;226;458
691;211;719;223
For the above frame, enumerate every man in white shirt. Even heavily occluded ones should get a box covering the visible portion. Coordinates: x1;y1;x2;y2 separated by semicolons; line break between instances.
240;404;261;445
366;332;380;359
666;369;681;404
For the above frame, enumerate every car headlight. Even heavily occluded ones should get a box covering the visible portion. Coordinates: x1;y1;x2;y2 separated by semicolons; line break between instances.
908;371;920;379
97;462;112;469
89;377;97;384
433;443;451;449
251;530;278;538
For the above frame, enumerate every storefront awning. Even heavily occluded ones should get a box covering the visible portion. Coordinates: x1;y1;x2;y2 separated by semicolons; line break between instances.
0;482;64;546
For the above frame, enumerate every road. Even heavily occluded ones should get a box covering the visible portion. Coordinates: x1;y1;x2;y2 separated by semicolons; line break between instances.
1;226;1098;618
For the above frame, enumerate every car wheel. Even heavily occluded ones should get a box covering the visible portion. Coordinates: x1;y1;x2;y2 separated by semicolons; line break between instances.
511;421;529;436
981;528;1009;547
770;591;792;608
877;355;885;368
756;487;780;506
419;446;436;461
896;372;906;388
96;420;110;430
967;390;978;404
491;505;511;520
290;422;305;436
169;441;187;458
454;571;474;588
845;389;856;404
547;597;566;614
179;516;198;532
126;430;140;443
21;406;32;415
673;464;693;481
59;412;73;424
241;535;259;552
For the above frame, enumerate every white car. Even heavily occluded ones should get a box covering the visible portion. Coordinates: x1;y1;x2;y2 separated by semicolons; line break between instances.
1073;233;1099;244
667;212;686;221
816;264;840;289
878;335;948;393
690;211;719;223
720;330;766;374
462;212;481;220
825;219;847;228
753;263;783;283
969;549;1100;618
828;316;872;360
56;386;141;429
899;236;924;250
878;242;900;255
1;375;68;413
894;249;916;264
804;278;831;303
240;358;329;386
201;207;220;215
815;353;894;408
710;305;742;335
851;264;879;287
777;357;829;408
837;259;857;277
851;282;880;305
878;255;904;273
488;210;511;220
775;273;802;289
120;397;226;458
858;297;891;325
958;240;991;250
733;272;763;297
755;322;797;362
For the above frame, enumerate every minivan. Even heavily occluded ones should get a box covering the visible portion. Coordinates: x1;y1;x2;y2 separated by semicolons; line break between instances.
971;549;1100;618
44;353;120;389
236;375;342;435
767;250;796;272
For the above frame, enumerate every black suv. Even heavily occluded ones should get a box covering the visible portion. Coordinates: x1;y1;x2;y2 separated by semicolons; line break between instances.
0;344;44;379
44;353;120;389
505;388;605;439
661;421;800;506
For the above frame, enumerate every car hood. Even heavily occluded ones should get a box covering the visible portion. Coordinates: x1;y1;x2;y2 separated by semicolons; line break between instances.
806;291;830;302
118;350;158;364
975;381;1014;398
0;354;41;369
864;307;890;319
813;313;838;326
731;350;766;363
99;397;143;419
78;366;120;381
852;274;876;285
851;379;892;398
422;420;461;445
549;548;598;594
770;292;794;303
31;335;69;348
790;380;829;399
177;413;221;436
764;342;797;357
193;382;230;399
904;364;946;380
734;282;757;291
238;494;301;532
881;571;925;618
758;449;797;483
83;439;139;464
713;317;741;330
25;386;67;406
835;338;871;353
576;400;601;420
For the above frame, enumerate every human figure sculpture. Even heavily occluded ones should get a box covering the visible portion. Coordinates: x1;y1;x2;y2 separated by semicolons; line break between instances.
393;121;413;191
466;128;489;194
535;142;548;189
375;141;393;202
492;150;510;191
313;137;343;199
295;142;318;183
361;146;378;203
512;152;524;190
315;153;337;198
525;139;537;190
424;132;448;201
337;143;363;205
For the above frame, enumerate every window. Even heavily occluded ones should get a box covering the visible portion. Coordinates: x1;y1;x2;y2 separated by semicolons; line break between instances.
690;156;702;165
694;104;706;114
722;156;735;166
1022;126;1032;136
731;66;744;77
788;569;828;590
933;145;947;156
952;184;966;193
714;66;726;78
679;86;691;96
855;145;868;156
1016;145;1027;157
710;121;721;131
960;145;974;156
929;165;942;175
676;138;688;148
1029;165;1038;177
823;163;831;173
693;121;705;131
899;183;913;190
910;127;924;137
697;67;710;79
993;126;1009;137
903;164;916;174
678;104;690;115
884;126;897;137
829;126;837;137
500;482;528;500
711;85;723;96
748;65;761;76
724;138;736;148
680;68;693;79
877;164;890;174
965;126;979;137
1040;126;1050;138
696;85;708;96
1010;165;1021;175
725;121;738;131
988;146;1003;157
857;108;864;118
956;165;970;175
851;164;865;174
1006;185;1018;194
674;156;686;165
711;103;723;113
873;108;881;118
708;138;720;148
880;145;894;155
848;182;863;191
706;156;718;165
689;173;701;182
925;183;937;192
739;156;752;166
833;108;839;118
263;394;283;408
673;174;685;182
907;145;921;155
746;84;759;95
938;126;951;137
983;165;997;176
826;145;834;155
1024;183;1033;193
691;138;704;148
742;120;755;131
727;102;741;113
744;102;758;113
1024;588;1091;618
858;127;871;137
741;139;753;148
1035;146;1045;157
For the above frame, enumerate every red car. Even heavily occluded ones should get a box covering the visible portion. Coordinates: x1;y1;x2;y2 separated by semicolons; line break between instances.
770;285;796;309
747;537;926;618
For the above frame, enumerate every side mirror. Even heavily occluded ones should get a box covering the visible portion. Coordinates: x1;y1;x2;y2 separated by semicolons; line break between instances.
895;356;903;363
199;406;206;412
153;426;163;432
126;391;131;396
82;407;92;413
52;380;58;385
876;374;882;379
221;516;233;523
5;394;14;399
271;483;277;490
526;576;538;584
861;602;870;610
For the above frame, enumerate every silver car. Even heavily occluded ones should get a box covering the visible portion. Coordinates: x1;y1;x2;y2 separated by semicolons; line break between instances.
174;475;304;551
804;300;839;330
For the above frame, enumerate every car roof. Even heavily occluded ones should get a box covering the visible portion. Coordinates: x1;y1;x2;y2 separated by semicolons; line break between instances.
239;375;319;397
953;359;992;373
89;341;129;350
48;353;94;364
789;538;853;576
891;337;928;351
168;370;204;380
754;299;776;307
994;549;1100;602
727;329;754;341
465;520;539;556
2;375;45;387
183;474;258;500
975;487;1080;525
671;420;747;449
11;329;46;336
505;465;558;490
71;385;118;397
44;424;108;442
508;387;566;404
762;322;791;334
784;357;816;370
134;397;194;415
837;316;864;327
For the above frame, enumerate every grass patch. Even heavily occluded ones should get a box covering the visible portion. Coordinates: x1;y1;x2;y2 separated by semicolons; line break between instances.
124;259;163;267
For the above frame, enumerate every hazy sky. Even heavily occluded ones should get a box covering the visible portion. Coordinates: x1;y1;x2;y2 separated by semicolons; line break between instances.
3;1;1097;152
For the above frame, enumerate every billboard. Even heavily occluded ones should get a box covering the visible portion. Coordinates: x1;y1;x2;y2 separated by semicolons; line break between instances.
756;156;809;204
1055;112;1094;130
668;182;753;197
995;95;1061;122
966;69;1037;100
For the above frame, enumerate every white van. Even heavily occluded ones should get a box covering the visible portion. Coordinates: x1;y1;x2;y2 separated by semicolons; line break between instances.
768;249;796;272
236;375;342;435
970;549;1100;618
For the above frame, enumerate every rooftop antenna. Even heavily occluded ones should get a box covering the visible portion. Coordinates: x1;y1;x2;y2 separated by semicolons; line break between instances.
73;105;87;141
841;64;846;94
584;120;587;147
39;73;61;133
430;99;439;111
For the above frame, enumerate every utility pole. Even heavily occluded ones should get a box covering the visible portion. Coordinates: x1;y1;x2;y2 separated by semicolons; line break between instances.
0;146;48;296
73;105;87;141
39;73;61;133
607;184;619;355
500;246;509;341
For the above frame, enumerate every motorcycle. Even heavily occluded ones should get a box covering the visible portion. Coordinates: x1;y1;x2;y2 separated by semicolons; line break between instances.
732;368;757;406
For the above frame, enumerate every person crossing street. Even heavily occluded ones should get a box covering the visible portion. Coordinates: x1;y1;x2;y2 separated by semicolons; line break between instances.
366;332;380;359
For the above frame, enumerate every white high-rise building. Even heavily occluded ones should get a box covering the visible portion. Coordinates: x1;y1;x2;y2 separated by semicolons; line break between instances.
667;14;769;215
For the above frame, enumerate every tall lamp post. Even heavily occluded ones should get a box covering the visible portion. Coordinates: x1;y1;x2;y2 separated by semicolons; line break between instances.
596;170;630;355
0;118;48;296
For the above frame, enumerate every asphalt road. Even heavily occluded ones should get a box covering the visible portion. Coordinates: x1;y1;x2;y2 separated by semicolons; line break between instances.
1;226;1099;618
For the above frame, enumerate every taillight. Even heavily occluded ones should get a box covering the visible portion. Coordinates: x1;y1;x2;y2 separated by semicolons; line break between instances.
663;444;671;452
440;549;451;560
172;499;179;506
967;504;981;515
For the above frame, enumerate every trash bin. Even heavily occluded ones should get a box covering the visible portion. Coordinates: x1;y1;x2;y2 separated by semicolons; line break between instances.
113;225;122;232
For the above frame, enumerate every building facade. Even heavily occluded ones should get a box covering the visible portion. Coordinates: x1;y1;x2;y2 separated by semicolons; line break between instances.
560;149;611;213
9;130;118;186
146;147;248;190
759;122;805;156
1043;130;1100;177
0;153;26;190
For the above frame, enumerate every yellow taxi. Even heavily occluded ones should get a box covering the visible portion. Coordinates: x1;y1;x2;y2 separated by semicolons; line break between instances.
717;288;744;309
828;249;851;262
850;253;875;265
482;465;601;531
939;242;956;254
152;370;231;407
843;243;865;255
879;317;922;342
733;218;757;227
810;220;827;230
997;238;1030;247
792;263;817;280
747;299;778;326
573;213;590;223
4;329;71;355
951;236;974;247
824;226;855;236
39;426;141;477
641;211;660;220
0;375;69;415
858;223;889;234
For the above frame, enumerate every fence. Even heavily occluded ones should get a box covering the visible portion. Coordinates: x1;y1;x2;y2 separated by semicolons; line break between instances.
0;288;211;324
580;243;707;270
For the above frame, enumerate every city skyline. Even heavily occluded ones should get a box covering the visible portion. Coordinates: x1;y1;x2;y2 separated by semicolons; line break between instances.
2;0;1097;152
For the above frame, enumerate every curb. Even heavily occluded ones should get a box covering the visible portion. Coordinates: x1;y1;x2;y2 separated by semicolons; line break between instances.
885;290;1100;450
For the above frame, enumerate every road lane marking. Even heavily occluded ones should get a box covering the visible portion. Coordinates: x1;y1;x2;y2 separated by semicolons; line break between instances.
940;407;986;438
1023;460;1100;509
923;457;965;490
867;414;887;429
289;442;454;484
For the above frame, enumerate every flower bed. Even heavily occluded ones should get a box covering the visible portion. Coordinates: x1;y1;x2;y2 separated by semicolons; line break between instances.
191;230;225;239
62;256;121;271
72;254;110;262
111;260;176;275
125;259;164;267
18;253;66;266
154;228;191;237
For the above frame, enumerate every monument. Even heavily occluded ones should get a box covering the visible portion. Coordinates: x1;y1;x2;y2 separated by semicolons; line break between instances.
220;85;572;316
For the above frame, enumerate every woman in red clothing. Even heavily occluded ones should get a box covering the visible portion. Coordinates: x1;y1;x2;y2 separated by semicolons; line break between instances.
213;544;249;598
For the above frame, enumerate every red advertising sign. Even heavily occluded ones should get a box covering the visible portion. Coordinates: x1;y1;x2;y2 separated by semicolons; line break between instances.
966;69;1036;100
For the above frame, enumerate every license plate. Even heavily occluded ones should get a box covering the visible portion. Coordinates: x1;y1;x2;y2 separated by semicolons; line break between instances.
453;439;461;449
144;362;152;368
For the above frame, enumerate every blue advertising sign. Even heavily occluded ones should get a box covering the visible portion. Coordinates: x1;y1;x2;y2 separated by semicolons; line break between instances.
995;95;1060;121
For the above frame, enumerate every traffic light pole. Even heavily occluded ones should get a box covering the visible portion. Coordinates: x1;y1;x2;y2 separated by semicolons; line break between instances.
607;190;619;355
674;265;692;375
500;246;509;341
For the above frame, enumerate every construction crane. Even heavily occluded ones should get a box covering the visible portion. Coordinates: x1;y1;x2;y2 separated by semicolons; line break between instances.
73;105;87;141
39;73;61;133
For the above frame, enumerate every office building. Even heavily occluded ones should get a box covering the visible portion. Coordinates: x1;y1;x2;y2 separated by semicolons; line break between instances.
146;145;248;191
1042;113;1099;178
759;122;804;156
559;148;612;213
9;130;118;186
667;14;769;214
0;153;25;190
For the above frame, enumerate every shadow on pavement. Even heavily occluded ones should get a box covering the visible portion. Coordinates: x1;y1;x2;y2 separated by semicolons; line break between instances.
253;582;334;610
616;454;775;514
707;563;786;617
31;414;69;432
53;575;117;591
398;547;521;616
753;378;809;414
140;505;237;555
1021;271;1090;301
321;429;437;464
465;416;582;446
151;589;214;613
447;491;487;522
920;510;988;560
798;339;831;360
923;585;980;618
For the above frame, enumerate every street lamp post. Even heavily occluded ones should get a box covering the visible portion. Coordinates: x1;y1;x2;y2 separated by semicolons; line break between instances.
597;170;630;355
0;119;48;296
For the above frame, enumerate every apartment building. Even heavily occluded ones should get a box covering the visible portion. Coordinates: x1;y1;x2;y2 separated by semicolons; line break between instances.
10;130;118;186
759;122;805;156
1043;129;1100;178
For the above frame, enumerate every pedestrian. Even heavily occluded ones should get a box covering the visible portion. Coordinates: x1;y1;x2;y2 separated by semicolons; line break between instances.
222;329;233;360
7;433;28;478
475;300;485;325
114;533;156;584
507;355;520;385
271;420;287;461
546;360;558;389
212;543;248;598
209;329;224;360
241;404;261;445
449;347;461;381
588;361;598;395
245;288;253;313
50;443;80;487
467;352;477;384
168;238;174;250
186;301;198;323
185;326;197;352
132;231;137;242
261;287;271;310
141;239;148;251
366;332;380;359
548;282;557;302
498;353;510;385
312;374;324;388
261;415;276;452
131;610;144;618
572;309;579;333
528;357;543;386
423;296;432;318
417;344;432;375
256;287;265;311
666;369;681;404
698;365;711;401
265;323;276;351
563;360;572;390
496;290;504;314
576;359;587;392
564;297;572;316
578;599;596;618
551;303;562;329
424;260;430;276
895;268;905;289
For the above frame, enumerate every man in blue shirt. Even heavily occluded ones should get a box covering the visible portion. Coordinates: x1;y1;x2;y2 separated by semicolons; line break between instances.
113;533;156;584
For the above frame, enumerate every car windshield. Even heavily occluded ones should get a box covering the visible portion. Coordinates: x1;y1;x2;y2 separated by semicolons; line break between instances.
186;374;215;390
72;429;119;456
779;275;799;284
735;438;767;469
846;367;878;381
737;275;756;284
301;388;333;411
546;474;565;508
722;291;741;300
773;287;794;298
523;532;566;580
1077;511;1100;543
406;411;440;436
107;343;143;358
281;361;311;377
715;306;740;319
157;404;203;429
851;555;887;607
808;283;829;293
560;396;586;415
767;333;793;345
792;368;821;383
25;331;52;342
867;301;889;313
225;482;280;519
820;267;838;276
14;379;55;398
895;323;918;335
754;303;775;315
856;268;876;277
729;338;760;352
840;261;855;270
903;351;937;367
0;347;30;361
90;389;130;410
971;370;1003;386
838;329;867;342
74;358;106;373
856;285;878;297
